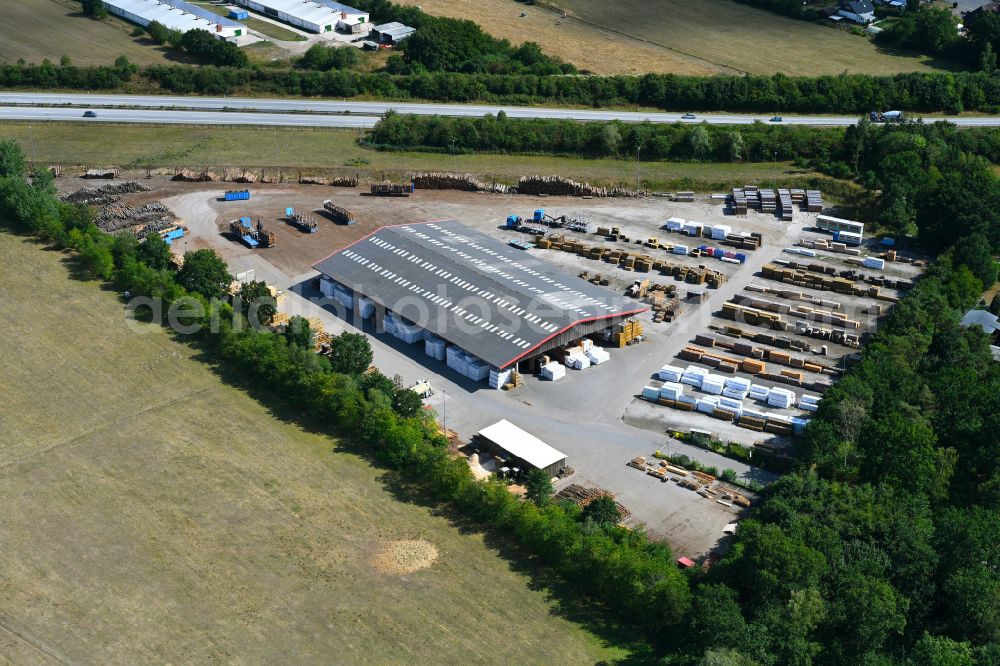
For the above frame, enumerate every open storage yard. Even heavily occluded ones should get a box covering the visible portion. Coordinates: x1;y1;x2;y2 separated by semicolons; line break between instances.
47;174;920;561
0;229;631;664
394;0;949;76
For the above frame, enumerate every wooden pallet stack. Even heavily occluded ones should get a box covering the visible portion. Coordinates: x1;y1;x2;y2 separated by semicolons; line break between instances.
758;189;777;214
805;190;823;212
777;189;794;220
730;188;748;215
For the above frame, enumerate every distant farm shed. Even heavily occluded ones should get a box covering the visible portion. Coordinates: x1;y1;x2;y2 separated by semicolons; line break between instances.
474;420;567;477
371;21;415;45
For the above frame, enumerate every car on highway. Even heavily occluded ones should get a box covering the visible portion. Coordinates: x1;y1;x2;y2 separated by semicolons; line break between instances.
770;116;783;123
681;113;696;120
82;110;97;118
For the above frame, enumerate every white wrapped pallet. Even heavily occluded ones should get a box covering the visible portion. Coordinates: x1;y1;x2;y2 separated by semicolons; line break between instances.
490;367;513;389
383;314;398;336
393;319;423;344
767;388;796;409
658;364;684;382
666;217;685;232
800;402;818;412
540;362;565;381
681;365;708;387
682;222;703;236
672;244;689;255
677;394;698;406
743;408;768;420
725;377;752;391
723;387;750;401
701;374;726;395
863;257;886;270
319;277;336;299
425;337;447;361
800;394;820;406
565;353;591;370
697;397;720;414
581;339;594;352
642;386;660;401
711;224;731;240
659;382;684;400
748;384;770;401
467;360;490;381
357;296;375;319
586;347;610;365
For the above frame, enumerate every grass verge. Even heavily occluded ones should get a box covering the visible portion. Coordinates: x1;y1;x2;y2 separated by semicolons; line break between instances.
2;121;845;192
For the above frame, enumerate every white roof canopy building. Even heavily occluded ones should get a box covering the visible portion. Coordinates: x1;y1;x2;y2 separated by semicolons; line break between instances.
234;0;368;33
475;420;567;475
104;0;245;41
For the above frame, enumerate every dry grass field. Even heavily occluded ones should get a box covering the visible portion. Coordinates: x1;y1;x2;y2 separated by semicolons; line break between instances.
0;0;172;66
0;229;633;663
394;0;949;76
1;122;821;191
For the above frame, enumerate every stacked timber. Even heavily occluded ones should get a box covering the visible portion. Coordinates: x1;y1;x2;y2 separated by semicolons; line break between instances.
411;172;509;193
93;202;175;233
299;176;329;185
62;181;149;205
81;167;119;179
517;175;639;197
172;170;220;182
329;175;359;187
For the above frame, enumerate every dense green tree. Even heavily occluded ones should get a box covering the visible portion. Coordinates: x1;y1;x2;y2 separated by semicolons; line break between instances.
176;249;231;300
390;387;423;418
0;138;26;178
136;231;171;271
951;232;998;287
327;332;373;375
283;315;313;350
299;44;359;71
237;280;277;326
524;468;553;505
580;496;620;526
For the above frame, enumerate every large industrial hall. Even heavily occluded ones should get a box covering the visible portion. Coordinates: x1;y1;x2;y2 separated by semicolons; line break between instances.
312;220;647;388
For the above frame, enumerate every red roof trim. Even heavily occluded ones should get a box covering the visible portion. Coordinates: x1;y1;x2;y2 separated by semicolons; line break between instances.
499;307;648;369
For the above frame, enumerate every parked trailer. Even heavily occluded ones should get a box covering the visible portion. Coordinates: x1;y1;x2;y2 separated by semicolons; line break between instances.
322;200;357;225
285;207;318;233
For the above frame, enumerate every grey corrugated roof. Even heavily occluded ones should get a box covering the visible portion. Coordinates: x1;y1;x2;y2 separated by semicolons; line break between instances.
312;220;646;369
962;309;1000;334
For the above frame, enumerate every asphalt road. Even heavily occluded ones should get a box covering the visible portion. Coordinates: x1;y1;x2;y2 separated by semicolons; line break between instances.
3;92;999;127
0;105;379;128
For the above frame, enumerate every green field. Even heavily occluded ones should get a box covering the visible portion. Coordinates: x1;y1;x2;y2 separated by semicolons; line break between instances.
395;0;951;76
0;0;172;66
1;122;828;191
0;229;634;663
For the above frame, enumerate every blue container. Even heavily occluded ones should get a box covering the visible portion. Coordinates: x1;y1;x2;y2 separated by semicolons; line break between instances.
506;215;519;228
880;237;896;247
735;253;747;263
533;209;544;221
230;8;249;19
285;207;294;217
166;228;185;241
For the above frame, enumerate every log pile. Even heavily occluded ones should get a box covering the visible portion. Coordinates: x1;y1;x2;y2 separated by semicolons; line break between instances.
135;219;177;237
224;169;257;183
554;483;631;521
260;172;282;183
411;172;509;193
329;175;359;187
517;175;639;198
299;176;329;185
172;170;221;182
322;200;356;225
94;202;175;233
62;181;150;205
81;168;119;179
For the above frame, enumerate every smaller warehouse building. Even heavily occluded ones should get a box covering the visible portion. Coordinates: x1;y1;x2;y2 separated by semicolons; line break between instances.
474;420;567;477
370;21;416;45
234;0;368;33
104;0;245;41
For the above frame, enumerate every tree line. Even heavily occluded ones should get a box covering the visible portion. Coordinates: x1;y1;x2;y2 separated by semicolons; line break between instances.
3;124;1000;661
10;55;1000;114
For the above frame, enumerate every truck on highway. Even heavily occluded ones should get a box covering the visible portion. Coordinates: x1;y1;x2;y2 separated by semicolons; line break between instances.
870;110;904;123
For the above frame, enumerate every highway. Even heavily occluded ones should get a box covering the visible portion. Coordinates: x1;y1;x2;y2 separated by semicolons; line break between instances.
0;105;379;128
2;92;999;127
